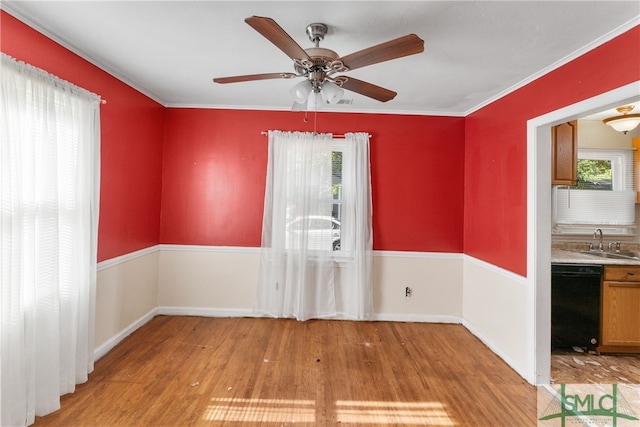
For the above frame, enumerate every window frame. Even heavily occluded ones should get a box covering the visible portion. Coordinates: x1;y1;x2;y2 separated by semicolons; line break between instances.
552;147;636;236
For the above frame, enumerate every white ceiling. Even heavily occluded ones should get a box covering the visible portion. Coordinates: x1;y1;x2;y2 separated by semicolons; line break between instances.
3;1;639;116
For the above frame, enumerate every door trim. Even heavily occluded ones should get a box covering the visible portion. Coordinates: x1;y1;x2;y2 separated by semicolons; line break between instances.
528;81;640;384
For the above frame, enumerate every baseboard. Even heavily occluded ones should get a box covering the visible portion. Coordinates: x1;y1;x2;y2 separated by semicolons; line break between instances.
157;306;462;324
157;306;256;318
461;318;527;381
93;307;159;361
370;313;462;324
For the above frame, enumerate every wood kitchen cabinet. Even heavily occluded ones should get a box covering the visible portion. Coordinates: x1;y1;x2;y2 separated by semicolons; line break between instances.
551;120;578;186
599;265;640;353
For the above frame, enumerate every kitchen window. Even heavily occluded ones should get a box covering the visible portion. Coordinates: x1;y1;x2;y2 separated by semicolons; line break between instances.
553;148;636;236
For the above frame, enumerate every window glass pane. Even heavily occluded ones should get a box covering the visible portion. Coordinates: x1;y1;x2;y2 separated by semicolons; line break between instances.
576;159;612;190
283;145;345;252
332;151;343;213
332;150;343;251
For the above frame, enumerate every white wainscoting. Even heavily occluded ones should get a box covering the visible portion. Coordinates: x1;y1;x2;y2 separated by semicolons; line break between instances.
462;255;529;380
95;246;160;359
94;245;530;382
155;246;464;323
157;245;261;317
371;250;463;323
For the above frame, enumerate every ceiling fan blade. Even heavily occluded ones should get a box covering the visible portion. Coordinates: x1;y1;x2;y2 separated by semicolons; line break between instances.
245;16;311;62
338;34;424;71
338;77;397;102
213;72;298;84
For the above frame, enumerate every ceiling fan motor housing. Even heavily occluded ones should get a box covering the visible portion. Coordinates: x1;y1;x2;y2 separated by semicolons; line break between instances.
295;44;345;87
306;23;328;44
305;47;339;63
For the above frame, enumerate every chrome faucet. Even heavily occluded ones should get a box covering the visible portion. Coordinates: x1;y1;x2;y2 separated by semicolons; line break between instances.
593;228;604;251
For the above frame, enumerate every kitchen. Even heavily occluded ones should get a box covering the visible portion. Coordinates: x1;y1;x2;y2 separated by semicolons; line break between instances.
550;101;640;384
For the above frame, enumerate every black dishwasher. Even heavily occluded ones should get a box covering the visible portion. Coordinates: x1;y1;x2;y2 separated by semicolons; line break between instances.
551;263;602;351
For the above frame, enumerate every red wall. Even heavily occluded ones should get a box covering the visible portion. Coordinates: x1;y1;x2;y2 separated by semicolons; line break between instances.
1;11;165;261
7;7;636;273
161;109;465;252
465;26;640;276
2;9;464;261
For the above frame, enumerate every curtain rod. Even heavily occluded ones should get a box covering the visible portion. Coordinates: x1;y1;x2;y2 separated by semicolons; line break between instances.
260;131;370;139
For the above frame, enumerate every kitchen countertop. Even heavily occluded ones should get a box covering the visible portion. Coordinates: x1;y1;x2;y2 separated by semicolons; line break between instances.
551;246;640;265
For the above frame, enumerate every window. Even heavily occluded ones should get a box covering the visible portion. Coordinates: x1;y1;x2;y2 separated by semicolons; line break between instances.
286;215;341;251
284;140;348;253
553;148;636;235
1;53;100;425
576;159;612;190
331;149;343;250
256;131;373;321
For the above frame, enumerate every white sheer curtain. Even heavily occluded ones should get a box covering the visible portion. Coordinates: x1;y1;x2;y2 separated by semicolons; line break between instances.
1;53;100;426
340;132;373;319
255;131;372;321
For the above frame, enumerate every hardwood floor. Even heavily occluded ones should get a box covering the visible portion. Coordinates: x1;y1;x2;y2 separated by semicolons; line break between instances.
34;316;537;426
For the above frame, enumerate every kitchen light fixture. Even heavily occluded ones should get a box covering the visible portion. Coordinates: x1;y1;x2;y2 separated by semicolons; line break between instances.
602;105;640;134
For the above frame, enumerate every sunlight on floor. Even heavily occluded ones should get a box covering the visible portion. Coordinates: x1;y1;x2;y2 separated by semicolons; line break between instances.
203;397;455;425
335;400;455;425
203;397;316;423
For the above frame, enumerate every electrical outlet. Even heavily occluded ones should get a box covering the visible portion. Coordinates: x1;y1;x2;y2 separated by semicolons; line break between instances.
405;286;412;297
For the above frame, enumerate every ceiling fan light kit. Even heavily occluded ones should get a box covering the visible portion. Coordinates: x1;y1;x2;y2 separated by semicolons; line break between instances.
321;81;344;104
290;80;312;103
602;105;640;134
307;91;322;111
213;16;424;111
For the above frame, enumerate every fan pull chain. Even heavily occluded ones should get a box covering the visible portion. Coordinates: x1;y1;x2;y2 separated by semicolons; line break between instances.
314;111;317;134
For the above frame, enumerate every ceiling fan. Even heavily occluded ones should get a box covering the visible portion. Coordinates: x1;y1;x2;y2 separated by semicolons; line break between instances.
213;16;424;109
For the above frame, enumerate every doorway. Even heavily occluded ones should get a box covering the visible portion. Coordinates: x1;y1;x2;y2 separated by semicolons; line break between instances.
529;81;640;385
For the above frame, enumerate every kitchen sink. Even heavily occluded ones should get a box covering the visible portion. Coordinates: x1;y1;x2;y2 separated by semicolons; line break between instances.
578;250;640;260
